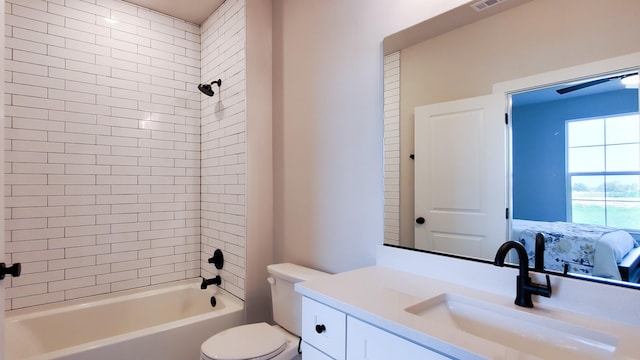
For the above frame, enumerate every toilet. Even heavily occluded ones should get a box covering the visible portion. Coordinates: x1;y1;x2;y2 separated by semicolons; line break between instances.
200;263;329;360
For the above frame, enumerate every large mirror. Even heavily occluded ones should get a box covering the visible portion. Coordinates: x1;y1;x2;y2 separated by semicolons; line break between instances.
383;0;640;287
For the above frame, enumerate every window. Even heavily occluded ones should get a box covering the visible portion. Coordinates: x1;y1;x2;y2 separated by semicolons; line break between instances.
567;114;640;229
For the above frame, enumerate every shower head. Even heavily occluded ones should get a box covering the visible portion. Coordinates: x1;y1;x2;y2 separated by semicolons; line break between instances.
198;79;222;97
198;84;214;96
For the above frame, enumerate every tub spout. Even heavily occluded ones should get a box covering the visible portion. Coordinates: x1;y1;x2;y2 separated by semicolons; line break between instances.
201;276;221;289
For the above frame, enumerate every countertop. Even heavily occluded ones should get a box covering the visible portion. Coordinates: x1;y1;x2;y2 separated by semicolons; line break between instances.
295;265;640;360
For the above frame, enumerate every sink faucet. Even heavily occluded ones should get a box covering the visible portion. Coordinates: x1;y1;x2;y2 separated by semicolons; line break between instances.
534;232;545;272
494;241;552;308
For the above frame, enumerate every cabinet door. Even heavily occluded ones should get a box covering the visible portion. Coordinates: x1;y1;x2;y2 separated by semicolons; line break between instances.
302;341;334;360
302;297;346;360
346;317;451;360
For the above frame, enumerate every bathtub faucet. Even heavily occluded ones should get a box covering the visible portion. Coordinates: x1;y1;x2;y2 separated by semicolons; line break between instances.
201;276;222;289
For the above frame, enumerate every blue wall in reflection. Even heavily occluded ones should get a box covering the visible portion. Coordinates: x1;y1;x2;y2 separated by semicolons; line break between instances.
511;89;638;222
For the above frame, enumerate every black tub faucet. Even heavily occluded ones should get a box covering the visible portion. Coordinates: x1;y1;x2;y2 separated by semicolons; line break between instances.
494;241;552;308
201;276;221;289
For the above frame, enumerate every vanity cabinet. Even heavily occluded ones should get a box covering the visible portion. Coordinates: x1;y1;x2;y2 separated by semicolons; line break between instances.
300;342;335;360
301;297;452;360
346;317;450;359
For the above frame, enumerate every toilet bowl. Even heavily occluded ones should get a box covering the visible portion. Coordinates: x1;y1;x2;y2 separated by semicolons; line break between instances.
200;263;328;360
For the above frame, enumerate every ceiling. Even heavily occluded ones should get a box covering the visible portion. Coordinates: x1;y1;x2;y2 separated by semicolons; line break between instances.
123;0;225;25
512;71;639;107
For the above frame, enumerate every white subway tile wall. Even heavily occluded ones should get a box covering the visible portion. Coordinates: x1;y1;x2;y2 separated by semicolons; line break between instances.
383;51;400;246
4;0;248;309
200;0;247;301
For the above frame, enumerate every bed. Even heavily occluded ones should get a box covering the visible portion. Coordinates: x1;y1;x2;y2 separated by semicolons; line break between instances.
511;219;640;282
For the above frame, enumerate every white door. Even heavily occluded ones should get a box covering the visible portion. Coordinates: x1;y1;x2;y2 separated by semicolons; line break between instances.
414;94;507;260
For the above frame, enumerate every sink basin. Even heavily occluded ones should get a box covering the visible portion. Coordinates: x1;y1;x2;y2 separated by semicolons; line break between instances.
405;293;618;359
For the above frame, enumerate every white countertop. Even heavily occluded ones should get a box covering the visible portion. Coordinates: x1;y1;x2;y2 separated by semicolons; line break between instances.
296;265;640;359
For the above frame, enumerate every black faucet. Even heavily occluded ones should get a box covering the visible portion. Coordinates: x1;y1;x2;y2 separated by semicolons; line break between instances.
494;241;552;308
534;232;545;272
201;276;221;289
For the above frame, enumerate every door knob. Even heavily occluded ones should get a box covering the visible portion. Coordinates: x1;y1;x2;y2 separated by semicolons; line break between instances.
0;262;21;280
416;217;426;225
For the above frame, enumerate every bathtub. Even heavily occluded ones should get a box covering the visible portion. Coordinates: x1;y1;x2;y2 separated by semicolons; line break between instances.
6;279;244;360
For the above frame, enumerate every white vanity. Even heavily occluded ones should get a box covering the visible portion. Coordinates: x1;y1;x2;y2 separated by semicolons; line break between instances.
295;246;640;359
299;294;452;359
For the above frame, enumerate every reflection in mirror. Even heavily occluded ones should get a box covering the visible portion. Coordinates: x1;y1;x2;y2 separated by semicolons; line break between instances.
382;0;640;288
511;71;640;283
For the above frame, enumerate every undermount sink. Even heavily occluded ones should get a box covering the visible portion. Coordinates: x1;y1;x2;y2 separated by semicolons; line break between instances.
405;293;618;359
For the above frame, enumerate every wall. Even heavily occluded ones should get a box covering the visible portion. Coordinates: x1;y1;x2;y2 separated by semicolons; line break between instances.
0;0;5;349
4;0;264;311
271;0;467;273
245;0;274;323
398;0;640;245
199;0;248;301
4;0;202;310
512;89;639;221
199;0;273;322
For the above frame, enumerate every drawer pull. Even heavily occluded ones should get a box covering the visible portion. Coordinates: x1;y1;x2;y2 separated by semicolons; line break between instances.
315;324;326;334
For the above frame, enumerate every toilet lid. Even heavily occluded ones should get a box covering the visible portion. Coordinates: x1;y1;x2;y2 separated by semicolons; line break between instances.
201;322;287;360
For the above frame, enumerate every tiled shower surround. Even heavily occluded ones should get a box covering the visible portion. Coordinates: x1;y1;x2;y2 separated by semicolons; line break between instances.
383;51;400;246
4;0;247;310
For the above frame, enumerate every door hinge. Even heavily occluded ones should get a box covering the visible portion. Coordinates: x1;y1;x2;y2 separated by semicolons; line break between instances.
505;208;510;219
505;113;509;125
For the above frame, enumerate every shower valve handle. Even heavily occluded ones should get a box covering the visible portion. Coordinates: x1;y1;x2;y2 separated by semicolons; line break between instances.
0;262;21;280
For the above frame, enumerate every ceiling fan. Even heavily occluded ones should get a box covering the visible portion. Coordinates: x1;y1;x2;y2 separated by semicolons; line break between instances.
556;73;638;94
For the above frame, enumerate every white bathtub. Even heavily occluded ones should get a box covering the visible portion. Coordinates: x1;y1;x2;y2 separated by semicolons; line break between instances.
6;279;244;360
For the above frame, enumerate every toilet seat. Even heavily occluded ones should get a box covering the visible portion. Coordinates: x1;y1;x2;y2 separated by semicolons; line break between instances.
201;322;287;360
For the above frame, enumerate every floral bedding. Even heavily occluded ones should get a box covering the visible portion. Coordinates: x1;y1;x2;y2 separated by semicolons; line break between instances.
514;220;639;280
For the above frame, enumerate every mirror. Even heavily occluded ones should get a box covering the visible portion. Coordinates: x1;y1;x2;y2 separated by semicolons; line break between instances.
382;0;640;286
510;72;640;283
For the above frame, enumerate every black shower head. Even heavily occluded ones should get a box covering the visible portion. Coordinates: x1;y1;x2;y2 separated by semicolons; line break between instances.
198;83;214;96
198;79;222;97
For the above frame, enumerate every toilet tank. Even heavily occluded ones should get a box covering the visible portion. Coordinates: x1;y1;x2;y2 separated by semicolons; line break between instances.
267;263;329;336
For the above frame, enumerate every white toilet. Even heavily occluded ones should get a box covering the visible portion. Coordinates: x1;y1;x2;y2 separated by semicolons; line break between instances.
200;263;328;360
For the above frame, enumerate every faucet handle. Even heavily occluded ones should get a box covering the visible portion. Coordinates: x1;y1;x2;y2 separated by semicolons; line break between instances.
543;274;552;296
529;274;552;298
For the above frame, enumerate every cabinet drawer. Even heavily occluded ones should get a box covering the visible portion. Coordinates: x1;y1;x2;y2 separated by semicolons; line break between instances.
302;297;346;360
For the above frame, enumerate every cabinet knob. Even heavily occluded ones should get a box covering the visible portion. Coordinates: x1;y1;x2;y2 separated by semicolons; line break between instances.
0;263;21;280
315;324;326;334
416;217;426;225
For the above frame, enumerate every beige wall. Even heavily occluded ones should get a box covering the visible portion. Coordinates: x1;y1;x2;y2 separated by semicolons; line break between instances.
399;0;640;246
271;0;468;273
245;0;274;324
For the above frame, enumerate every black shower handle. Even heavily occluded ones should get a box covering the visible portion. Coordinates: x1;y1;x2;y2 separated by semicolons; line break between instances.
0;262;21;280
